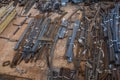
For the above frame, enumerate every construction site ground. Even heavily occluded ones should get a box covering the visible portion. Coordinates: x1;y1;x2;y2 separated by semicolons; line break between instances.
0;3;82;80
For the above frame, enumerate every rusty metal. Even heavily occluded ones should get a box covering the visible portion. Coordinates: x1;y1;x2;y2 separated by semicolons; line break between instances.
13;13;31;35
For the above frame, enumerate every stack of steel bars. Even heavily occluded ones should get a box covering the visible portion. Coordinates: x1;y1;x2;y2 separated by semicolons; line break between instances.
100;3;120;80
0;1;16;34
11;12;67;67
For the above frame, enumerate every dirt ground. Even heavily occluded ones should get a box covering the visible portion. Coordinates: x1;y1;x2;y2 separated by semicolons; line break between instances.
0;3;81;80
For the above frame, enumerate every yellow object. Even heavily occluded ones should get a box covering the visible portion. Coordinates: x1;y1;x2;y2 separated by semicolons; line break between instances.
0;9;16;34
0;1;16;34
0;1;14;19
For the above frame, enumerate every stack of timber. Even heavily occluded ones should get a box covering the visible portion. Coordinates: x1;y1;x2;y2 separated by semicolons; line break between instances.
0;1;16;34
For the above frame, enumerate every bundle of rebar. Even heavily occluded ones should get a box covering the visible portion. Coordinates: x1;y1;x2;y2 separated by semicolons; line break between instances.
11;13;65;67
0;1;16;34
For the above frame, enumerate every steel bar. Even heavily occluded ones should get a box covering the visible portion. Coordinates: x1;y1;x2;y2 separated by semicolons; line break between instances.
103;3;120;65
0;8;16;34
106;15;115;64
0;5;15;24
66;20;80;62
58;27;67;39
23;17;44;62
19;17;44;63
23;0;35;14
12;16;45;66
31;18;51;53
14;19;34;50
13;13;31;35
0;1;14;19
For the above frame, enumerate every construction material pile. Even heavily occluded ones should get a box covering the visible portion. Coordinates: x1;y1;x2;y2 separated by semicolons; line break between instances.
0;1;16;34
0;0;12;4
18;0;35;15
0;1;119;80
36;0;61;13
47;3;120;80
9;2;120;80
11;12;67;67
